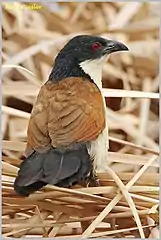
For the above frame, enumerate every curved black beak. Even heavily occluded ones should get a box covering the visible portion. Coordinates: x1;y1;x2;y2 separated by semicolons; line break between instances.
104;40;129;54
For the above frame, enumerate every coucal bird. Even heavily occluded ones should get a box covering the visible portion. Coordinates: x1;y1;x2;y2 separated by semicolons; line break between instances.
14;35;128;196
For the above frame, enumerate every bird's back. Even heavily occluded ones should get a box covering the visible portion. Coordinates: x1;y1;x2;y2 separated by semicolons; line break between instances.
14;77;106;196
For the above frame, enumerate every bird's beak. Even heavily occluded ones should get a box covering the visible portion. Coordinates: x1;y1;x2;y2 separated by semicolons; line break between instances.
103;40;129;54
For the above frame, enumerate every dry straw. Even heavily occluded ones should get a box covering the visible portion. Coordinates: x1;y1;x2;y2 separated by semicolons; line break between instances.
2;2;159;238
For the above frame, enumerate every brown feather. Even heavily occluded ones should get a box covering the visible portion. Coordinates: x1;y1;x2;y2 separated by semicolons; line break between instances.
25;77;105;156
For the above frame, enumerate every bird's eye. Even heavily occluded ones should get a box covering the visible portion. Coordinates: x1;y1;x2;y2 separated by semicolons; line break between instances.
91;42;101;50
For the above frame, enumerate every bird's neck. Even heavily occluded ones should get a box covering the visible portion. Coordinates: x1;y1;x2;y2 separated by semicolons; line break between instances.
79;55;109;89
48;58;92;83
79;59;101;89
48;55;108;90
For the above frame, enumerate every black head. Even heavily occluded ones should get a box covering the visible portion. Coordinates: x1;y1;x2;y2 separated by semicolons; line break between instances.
49;35;128;82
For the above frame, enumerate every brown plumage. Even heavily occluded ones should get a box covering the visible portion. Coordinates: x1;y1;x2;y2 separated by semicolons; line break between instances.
14;35;128;196
25;77;105;156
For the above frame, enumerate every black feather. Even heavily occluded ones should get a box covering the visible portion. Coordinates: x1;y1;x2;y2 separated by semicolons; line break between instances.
14;144;92;196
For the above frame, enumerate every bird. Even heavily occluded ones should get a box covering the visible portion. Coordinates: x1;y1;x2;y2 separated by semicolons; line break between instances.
14;35;128;196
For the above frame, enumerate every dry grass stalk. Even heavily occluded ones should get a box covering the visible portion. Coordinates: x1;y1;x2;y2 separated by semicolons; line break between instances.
2;2;159;238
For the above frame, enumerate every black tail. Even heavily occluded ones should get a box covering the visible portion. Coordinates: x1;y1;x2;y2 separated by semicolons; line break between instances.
14;144;92;196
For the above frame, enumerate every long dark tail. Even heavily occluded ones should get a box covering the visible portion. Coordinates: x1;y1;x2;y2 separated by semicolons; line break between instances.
14;144;92;196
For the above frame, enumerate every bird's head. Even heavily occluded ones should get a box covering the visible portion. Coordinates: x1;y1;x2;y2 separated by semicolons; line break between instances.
50;35;129;85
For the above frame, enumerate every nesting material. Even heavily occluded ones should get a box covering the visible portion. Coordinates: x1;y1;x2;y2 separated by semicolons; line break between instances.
2;2;159;238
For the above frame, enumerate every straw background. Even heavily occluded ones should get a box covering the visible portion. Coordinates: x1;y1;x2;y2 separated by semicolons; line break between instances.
2;2;160;239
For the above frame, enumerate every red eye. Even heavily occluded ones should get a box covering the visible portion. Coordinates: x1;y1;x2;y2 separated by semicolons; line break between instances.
91;42;101;50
